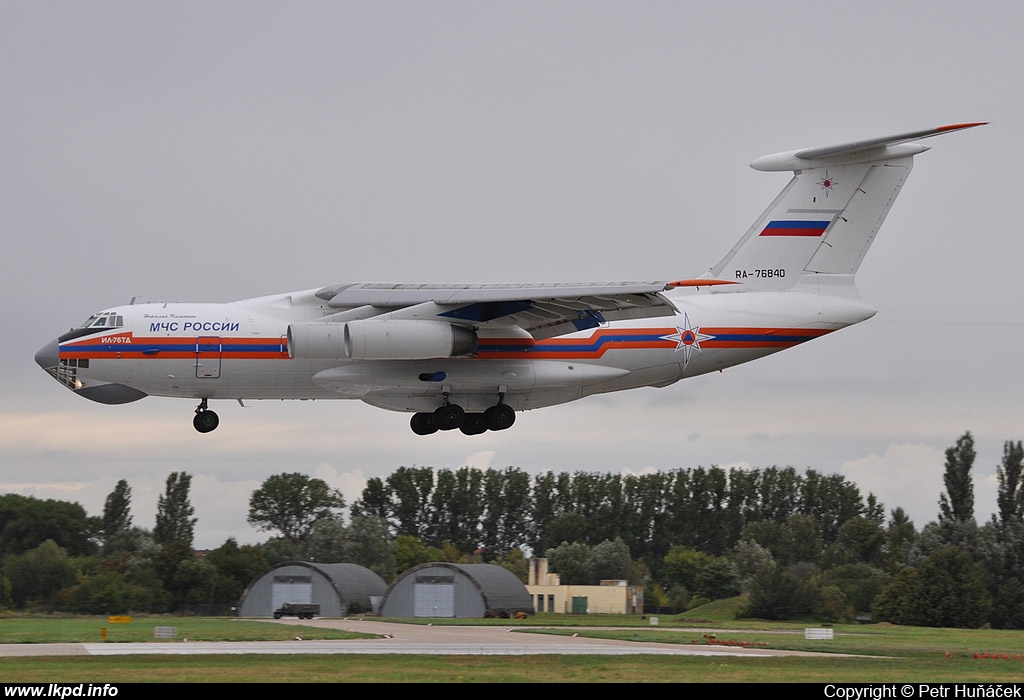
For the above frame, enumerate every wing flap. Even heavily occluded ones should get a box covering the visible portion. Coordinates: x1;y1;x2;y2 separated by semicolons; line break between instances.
317;281;670;307
312;281;676;340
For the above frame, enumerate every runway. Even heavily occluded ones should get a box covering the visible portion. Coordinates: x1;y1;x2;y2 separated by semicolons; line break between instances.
0;619;834;658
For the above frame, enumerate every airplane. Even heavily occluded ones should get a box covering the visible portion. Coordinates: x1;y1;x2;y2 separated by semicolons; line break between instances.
35;122;984;436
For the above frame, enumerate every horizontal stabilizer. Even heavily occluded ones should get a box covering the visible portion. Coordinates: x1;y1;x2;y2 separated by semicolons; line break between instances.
751;122;986;172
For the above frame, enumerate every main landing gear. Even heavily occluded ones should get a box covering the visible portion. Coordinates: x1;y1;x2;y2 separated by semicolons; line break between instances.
193;399;219;433
410;400;515;436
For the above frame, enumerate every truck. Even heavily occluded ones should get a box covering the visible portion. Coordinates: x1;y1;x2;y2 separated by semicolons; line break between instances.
272;603;320;620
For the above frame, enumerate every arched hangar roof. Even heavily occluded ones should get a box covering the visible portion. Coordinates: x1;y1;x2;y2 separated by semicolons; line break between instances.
380;562;533;618
237;561;387;617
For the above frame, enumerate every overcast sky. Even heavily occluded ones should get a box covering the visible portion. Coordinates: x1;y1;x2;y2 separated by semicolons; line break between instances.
3;2;1022;549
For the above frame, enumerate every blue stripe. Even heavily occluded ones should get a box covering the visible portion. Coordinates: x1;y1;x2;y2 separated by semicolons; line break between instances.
63;343;285;355
479;331;817;354
765;220;830;230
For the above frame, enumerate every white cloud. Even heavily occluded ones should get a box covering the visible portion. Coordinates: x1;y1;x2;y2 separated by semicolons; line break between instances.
840;443;946;526
463;451;496;470
311;462;369;506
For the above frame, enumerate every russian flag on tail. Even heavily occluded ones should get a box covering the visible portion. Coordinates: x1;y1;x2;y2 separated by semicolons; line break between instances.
759;220;831;237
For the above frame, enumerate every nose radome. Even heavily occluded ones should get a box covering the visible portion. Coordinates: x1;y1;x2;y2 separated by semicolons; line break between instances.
35;339;59;370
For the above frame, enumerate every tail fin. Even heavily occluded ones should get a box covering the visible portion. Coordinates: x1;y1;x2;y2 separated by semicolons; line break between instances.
708;123;985;291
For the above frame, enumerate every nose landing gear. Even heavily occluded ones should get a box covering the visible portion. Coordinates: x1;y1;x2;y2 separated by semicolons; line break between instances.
193;399;219;433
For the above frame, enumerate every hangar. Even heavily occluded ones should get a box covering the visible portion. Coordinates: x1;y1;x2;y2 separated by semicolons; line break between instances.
237;561;387;617
380;562;534;618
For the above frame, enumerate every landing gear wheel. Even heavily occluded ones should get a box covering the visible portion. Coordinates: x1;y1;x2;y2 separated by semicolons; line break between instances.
459;413;488;435
193;399;219;434
434;403;465;431
193;409;219;433
193;410;219;433
484;404;515;431
410;412;439;436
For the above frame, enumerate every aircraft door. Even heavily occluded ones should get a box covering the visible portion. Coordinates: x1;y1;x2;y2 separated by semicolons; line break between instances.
195;336;222;379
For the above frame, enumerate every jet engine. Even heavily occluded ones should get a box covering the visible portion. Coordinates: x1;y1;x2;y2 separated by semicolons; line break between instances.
288;319;477;361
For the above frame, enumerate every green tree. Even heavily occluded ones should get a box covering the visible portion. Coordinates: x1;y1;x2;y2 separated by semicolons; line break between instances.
822;563;891;615
733;538;775;593
154;472;197;548
875;546;990;628
3;539;77;608
349;477;390;525
741;562;819;621
542;512;588;553
646;582;671;614
204;538;268;606
101;479;132;553
427;467;483;553
826;516;887;568
662;546;714;592
493;547;529;583
545;541;594;585
0;494;98;557
300;517;348;562
393;535;447;574
922;546;991;627
340;514;397;581
480;467;531;557
259;537;301;566
61;571;150;615
939;432;976;524
873;566;924;625
996;440;1024;526
740;517;822;566
883;507;917;573
694;557;740;602
976;521;1024;629
386;467;436;540
248;473;345;543
591;538;632;582
786;515;824;564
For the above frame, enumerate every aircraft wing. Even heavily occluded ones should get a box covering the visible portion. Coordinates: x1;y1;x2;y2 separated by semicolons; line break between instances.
314;281;675;339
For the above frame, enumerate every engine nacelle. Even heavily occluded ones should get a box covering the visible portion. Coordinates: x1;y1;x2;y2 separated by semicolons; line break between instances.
288;320;477;360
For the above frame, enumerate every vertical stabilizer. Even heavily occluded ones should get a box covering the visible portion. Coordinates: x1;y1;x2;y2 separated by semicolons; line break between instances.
708;123;985;291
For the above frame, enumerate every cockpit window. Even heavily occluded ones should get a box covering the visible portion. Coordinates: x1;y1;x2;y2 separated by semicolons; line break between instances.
79;312;123;329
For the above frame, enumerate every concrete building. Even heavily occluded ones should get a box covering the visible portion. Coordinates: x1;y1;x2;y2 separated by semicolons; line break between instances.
237;561;387;617
379;562;534;618
526;558;644;614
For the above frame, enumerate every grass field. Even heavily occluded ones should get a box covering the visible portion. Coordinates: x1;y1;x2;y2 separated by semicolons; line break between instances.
1;610;1022;683
0;616;374;644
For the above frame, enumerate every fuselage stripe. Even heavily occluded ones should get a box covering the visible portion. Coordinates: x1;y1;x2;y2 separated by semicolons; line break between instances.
60;336;288;361
476;327;830;359
60;328;832;362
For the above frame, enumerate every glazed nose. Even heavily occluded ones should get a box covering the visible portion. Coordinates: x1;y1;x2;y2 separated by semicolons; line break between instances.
35;338;59;370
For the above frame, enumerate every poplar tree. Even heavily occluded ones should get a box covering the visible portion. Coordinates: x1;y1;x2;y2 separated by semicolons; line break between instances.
101;479;132;551
996;440;1024;526
154;472;196;548
939;432;976;524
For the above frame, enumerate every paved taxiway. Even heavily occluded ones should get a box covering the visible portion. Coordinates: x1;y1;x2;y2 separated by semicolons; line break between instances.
0;619;836;658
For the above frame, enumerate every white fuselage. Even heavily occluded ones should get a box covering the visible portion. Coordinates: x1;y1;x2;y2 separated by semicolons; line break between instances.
47;281;875;415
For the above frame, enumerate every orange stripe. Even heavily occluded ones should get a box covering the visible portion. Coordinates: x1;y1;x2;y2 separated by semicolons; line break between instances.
667;279;740;288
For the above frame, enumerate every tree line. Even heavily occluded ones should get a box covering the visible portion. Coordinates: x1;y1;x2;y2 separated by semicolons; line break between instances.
349;464;878;571
1;431;1021;629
